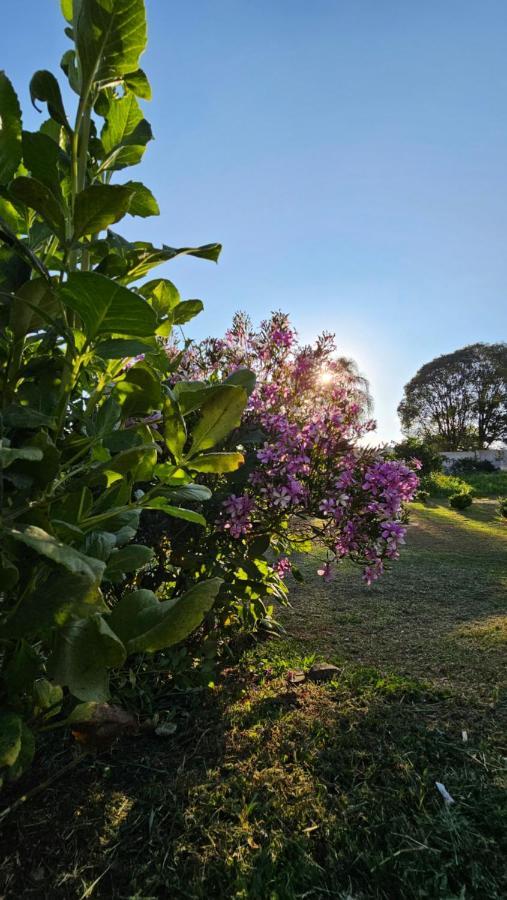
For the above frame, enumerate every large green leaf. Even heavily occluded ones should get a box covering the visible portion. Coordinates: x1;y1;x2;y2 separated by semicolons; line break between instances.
0;72;22;184
10;176;66;240
59;271;156;338
76;0;147;87
123;68;151;99
0;570;106;638
0;217;51;283
141;497;206;527
29;70;70;132
73;184;135;238
95;239;222;283
0;713;22;768
109;578;223;653
0;444;43;468
114;362;162;415
124;181;159;217
100;93;152;170
9;525;105;585
172;299;204;325
224;368;256;396
21;131;68;198
162;394;187;462
104;543;154;580
94;337;155;358
187;452;245;474
187;385;247;458
49;615;126;701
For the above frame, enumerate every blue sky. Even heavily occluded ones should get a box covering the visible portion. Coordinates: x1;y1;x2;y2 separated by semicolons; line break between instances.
2;1;506;442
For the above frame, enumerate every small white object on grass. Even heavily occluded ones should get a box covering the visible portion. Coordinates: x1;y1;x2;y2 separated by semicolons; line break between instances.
435;782;455;806
462;730;468;742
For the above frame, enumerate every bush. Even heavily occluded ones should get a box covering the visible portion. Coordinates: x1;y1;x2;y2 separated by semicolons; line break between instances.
420;472;472;498
450;458;497;475
0;0;252;783
449;492;473;510
499;498;507;519
414;489;430;504
392;438;442;475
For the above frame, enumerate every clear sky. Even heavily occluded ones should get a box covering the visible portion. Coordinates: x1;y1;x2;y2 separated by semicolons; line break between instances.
2;1;506;442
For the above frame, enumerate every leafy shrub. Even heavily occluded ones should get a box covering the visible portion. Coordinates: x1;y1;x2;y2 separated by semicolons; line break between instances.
449;492;473;510
414;489;430;504
450;457;497;475
0;0;251;782
420;472;472;498
498;497;507;519
171;312;420;588
392;437;442;475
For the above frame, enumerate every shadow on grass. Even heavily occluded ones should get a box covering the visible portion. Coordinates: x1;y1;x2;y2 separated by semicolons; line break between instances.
1;653;506;900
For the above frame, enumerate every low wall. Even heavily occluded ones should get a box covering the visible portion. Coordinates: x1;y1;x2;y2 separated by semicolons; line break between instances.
440;449;507;471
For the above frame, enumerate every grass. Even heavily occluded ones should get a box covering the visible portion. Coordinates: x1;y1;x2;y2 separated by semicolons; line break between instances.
421;470;507;498
460;471;507;497
0;501;506;898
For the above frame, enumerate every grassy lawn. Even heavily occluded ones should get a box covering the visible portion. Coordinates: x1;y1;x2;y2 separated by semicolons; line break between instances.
1;502;506;899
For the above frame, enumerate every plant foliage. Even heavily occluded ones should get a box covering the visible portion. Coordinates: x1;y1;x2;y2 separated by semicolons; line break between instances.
0;0;249;782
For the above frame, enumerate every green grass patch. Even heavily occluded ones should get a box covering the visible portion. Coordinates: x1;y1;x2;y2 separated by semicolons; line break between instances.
1;501;506;898
460;471;507;497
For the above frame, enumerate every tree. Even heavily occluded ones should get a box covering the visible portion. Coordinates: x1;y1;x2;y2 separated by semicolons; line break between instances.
398;343;507;449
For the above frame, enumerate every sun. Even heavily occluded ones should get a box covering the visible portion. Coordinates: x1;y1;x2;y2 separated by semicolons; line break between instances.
318;370;333;385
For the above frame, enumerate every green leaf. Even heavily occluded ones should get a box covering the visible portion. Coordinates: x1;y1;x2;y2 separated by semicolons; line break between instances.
141;497;206;527
94;337;154;358
224;368;256;396
10;277;57;344
124;181;159;217
9;525;105;585
33;679;63;717
76;0;147;86
123;68;151;99
4;641;42;696
188;385;247;458
0;217;51;283
2;405;56;429
114;362;162;415
0;72;22;184
172;381;211;415
188;452;245;474
60;0;73;22
139;277;180;313
104;544;154;579
172;299;204;325
0;713;22;768
109;578;223;653
73;184;135;238
1;571;106;638
7;723;35;781
0;444;43;468
49;615;126;702
10;176;66;240
29;70;70;132
95;240;222;283
160;483;212;502
100;92;152;169
22;131;68;196
59;271;156;339
162;394;187;462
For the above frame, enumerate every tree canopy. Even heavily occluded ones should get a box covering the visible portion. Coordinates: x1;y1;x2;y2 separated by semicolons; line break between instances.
398;343;507;449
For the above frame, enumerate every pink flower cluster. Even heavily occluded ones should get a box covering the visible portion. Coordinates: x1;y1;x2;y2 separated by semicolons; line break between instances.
175;312;419;586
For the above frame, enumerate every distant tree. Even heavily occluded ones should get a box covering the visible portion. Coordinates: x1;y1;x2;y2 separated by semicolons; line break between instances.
398;343;507;450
